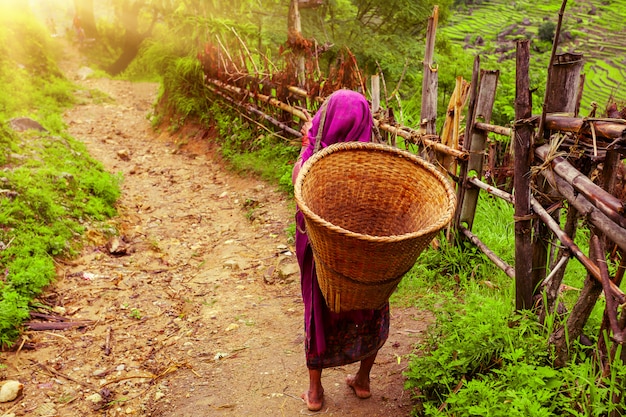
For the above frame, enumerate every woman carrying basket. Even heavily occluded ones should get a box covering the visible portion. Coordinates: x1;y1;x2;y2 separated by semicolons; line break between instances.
292;89;389;412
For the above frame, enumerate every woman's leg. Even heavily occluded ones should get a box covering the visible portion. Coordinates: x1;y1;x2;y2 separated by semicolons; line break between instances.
302;368;324;411
346;351;378;399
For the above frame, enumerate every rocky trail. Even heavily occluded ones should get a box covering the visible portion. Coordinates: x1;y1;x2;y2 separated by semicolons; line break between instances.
0;42;430;417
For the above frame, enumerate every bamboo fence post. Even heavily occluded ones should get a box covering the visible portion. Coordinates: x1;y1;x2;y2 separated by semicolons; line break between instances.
453;55;481;235
544;115;626;140
439;76;470;174
537;0;569;140
602;147;621;248
544;53;585;116
514;39;535;311
575;72;585;117
533;50;586;294
420;6;438;135
457;69;499;231
371;75;380;113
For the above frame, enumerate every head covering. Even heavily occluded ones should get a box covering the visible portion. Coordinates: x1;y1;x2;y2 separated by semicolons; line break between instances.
300;89;373;164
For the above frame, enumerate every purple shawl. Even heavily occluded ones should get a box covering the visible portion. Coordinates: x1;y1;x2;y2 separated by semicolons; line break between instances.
299;89;373;163
294;89;377;358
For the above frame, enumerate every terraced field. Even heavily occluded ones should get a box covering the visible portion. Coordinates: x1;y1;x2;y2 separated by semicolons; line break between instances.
442;0;626;112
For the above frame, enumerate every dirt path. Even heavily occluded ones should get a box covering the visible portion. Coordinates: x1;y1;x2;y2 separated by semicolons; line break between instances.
1;45;430;417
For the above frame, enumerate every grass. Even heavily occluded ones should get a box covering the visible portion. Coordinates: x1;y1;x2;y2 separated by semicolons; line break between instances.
394;192;619;416
0;7;121;347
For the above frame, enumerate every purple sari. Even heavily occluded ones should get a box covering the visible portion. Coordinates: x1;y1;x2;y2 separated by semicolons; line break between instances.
294;90;390;369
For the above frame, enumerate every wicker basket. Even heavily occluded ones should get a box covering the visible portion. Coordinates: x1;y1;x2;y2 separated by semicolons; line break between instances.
294;141;456;312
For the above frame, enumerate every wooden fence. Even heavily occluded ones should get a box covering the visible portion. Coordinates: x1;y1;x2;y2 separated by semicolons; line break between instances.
196;8;626;371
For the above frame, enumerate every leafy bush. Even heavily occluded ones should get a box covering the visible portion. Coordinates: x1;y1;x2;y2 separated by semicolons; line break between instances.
538;21;556;43
207;102;298;193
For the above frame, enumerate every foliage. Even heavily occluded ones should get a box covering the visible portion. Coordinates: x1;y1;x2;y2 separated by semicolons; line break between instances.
440;0;626;112
398;192;622;416
207;102;298;194
155;56;210;129
538;21;556;43
0;7;121;348
300;0;452;83
0;5;74;126
405;291;626;416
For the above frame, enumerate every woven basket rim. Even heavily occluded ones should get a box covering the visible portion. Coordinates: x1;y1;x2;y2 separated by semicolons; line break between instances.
294;141;456;243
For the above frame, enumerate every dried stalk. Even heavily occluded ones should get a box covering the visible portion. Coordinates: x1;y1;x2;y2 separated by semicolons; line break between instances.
231;27;259;74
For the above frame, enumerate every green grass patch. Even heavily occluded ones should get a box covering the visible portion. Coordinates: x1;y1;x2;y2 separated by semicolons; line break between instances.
0;7;121;348
396;191;617;416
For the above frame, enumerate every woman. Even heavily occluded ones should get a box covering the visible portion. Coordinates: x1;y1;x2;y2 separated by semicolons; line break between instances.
292;89;389;412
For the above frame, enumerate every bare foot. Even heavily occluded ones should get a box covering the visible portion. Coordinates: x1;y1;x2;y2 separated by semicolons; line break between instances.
301;390;324;411
346;374;371;399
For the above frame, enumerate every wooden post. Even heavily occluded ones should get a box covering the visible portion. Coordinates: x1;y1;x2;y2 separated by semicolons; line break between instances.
453;55;481;234
456;69;499;230
533;51;585;295
544;52;585;115
514;39;534;311
420;6;438;135
371;75;380;113
537;0;569;139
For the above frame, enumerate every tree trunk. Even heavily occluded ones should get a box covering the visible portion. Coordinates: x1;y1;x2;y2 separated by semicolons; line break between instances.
106;2;149;76
107;40;142;76
288;0;305;87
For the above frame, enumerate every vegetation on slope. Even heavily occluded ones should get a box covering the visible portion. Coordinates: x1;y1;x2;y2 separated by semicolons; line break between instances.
0;6;120;347
441;0;626;114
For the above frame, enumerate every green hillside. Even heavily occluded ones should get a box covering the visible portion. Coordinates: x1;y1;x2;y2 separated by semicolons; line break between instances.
442;0;626;112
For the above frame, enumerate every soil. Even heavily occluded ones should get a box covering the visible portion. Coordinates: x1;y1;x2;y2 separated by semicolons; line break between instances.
0;41;432;417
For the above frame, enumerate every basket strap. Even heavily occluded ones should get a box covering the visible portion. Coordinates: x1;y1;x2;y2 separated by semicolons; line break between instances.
312;99;329;155
295;208;306;234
